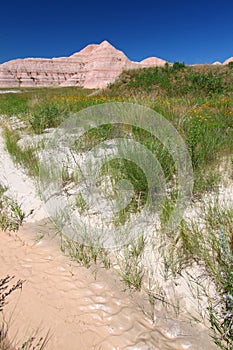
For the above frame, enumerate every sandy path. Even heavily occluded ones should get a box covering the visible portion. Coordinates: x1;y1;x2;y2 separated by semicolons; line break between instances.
0;222;217;350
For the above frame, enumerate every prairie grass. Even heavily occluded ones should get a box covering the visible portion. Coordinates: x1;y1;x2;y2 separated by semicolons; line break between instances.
62;237;111;269
0;86;92;112
1;69;231;195
107;64;233;97
118;235;145;290
106;65;233;193
2;127;39;178
29;95;126;134
163;203;233;349
0;94;29;117
0;87;93;131
0;185;24;231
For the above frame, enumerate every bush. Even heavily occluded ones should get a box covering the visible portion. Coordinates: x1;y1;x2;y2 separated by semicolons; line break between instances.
30;102;68;134
188;72;224;94
172;61;186;70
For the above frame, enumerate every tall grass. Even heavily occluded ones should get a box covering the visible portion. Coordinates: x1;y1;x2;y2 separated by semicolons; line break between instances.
0;184;24;231
163;204;233;349
106;65;233;193
2;127;39;178
0;94;29;116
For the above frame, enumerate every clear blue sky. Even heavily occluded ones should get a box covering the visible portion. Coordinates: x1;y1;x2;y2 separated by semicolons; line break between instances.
1;0;233;64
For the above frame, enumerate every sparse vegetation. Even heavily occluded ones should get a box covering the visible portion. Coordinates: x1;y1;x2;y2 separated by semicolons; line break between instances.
0;185;24;231
118;235;145;290
0;276;49;350
62;237;110;269
162;203;233;349
2;127;40;178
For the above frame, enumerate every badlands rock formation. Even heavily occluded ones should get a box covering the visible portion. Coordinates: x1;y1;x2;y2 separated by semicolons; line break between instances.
223;56;233;65
212;57;233;65
0;40;167;89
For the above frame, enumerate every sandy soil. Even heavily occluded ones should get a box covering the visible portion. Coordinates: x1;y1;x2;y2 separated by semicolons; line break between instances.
0;221;217;350
0;129;47;223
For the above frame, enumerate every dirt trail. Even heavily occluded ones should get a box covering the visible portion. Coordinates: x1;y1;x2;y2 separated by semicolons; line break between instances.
0;222;217;350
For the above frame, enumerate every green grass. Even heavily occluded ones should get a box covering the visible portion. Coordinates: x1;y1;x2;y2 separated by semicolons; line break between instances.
0;184;24;231
29;101;69;133
107;64;233;98
62;237;110;269
2;127;40;178
180;105;232;193
0;93;29;116
106;64;233;193
0;87;94;127
29;95;127;134
1;76;232;220
163;204;233;349
2;75;231;196
118;235;145;290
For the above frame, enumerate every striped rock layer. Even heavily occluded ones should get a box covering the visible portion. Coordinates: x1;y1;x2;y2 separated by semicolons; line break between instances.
0;41;167;89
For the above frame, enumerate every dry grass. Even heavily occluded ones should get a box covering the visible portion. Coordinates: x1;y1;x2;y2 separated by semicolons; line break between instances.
0;276;49;350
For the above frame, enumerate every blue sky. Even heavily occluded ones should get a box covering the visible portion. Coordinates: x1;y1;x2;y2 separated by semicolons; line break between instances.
1;0;233;64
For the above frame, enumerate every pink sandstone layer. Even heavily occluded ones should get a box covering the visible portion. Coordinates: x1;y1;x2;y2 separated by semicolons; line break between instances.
0;40;167;89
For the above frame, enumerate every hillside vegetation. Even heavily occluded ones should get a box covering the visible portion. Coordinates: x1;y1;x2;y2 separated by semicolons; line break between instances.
107;62;233;97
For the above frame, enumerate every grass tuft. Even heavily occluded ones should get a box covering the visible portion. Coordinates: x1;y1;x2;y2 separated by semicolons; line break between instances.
0;185;24;231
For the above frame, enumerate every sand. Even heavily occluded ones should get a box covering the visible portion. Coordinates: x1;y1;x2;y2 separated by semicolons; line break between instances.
0;222;217;350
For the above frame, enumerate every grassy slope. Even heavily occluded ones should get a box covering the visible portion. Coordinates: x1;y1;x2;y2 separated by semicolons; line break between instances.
107;63;233;97
106;64;233;193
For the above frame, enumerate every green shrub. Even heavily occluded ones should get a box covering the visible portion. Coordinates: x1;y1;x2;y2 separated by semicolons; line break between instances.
30;102;68;133
188;72;224;94
172;61;186;70
0;185;25;231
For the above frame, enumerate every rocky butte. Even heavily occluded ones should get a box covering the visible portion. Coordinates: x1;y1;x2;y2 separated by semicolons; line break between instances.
0;40;167;89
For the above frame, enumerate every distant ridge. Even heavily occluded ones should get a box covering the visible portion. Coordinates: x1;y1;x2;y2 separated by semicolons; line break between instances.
212;57;233;65
0;40;167;88
223;57;233;65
